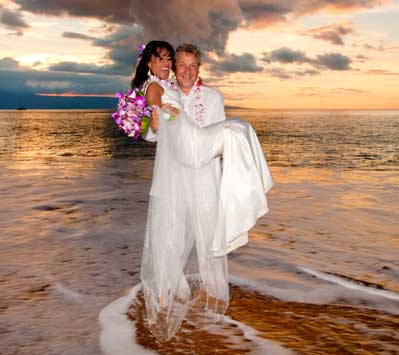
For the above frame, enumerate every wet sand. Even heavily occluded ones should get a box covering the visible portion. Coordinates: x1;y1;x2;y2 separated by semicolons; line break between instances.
128;285;399;355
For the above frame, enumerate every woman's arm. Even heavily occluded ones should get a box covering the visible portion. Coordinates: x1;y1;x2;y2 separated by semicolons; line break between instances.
145;82;163;133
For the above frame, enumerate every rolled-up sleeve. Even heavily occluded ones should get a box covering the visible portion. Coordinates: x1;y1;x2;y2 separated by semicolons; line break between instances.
142;126;157;142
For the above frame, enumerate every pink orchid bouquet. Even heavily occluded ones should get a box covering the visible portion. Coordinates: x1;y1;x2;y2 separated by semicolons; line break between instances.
112;88;153;139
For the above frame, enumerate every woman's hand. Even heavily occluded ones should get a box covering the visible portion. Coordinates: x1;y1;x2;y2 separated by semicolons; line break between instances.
162;103;180;116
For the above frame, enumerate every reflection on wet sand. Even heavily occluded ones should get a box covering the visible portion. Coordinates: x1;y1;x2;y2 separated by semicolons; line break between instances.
1;110;399;354
128;285;399;355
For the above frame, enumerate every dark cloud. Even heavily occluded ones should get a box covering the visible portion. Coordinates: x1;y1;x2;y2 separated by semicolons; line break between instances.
301;23;354;45
7;0;379;94
264;67;292;79
355;54;368;62
58;26;143;76
62;32;95;41
209;53;263;75
128;1;243;55
262;47;352;71
238;0;291;27
62;25;262;77
14;0;132;23
48;62;121;76
0;57;129;95
15;0;243;55
316;52;351;70
0;57;20;69
14;0;384;56
0;5;29;32
262;47;310;64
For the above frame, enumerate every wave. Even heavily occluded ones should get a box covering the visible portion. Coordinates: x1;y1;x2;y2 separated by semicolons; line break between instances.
298;266;399;302
98;282;297;355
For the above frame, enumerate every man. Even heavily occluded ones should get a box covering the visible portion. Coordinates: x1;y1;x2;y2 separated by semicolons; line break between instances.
143;43;226;140
143;44;229;315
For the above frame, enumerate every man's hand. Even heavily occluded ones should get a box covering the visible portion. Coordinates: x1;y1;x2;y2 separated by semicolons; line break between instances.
162;103;180;116
150;108;159;133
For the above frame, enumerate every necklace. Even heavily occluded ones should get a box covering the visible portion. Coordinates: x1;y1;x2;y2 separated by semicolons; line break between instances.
142;74;178;93
192;78;205;125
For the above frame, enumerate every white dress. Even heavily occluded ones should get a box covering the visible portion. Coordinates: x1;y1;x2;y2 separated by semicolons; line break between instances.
140;81;273;340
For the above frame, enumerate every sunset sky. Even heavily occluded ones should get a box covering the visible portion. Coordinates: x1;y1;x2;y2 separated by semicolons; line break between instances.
0;0;398;109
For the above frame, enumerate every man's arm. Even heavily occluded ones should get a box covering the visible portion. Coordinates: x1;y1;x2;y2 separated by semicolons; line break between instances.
142;125;157;142
204;88;226;126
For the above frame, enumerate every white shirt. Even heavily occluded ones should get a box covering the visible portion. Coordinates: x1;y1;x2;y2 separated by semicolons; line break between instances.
143;81;226;142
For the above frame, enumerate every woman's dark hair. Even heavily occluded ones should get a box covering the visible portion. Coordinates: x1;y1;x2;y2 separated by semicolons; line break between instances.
131;40;175;89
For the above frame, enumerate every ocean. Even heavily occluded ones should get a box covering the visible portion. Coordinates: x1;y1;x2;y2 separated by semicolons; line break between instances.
0;109;398;354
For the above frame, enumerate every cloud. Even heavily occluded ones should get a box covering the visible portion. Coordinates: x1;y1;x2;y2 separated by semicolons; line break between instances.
128;1;243;55
366;69;399;76
14;0;386;55
57;25;143;76
363;41;399;52
301;23;354;45
14;0;133;23
262;47;352;71
0;57;129;95
0;4;29;33
61;26;262;77
48;62;122;76
315;52;351;70
238;0;291;28
62;31;95;41
6;0;381;93
264;67;319;79
0;56;20;69
355;54;368;62
262;47;310;64
209;52;263;75
15;0;243;55
293;0;384;16
297;86;367;97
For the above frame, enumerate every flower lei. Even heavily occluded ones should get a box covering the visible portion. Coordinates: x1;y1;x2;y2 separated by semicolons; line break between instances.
193;78;205;125
142;74;178;93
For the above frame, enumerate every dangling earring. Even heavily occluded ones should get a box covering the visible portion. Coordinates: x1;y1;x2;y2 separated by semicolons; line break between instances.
148;69;151;76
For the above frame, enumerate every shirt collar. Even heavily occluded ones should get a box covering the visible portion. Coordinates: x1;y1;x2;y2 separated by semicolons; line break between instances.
179;77;201;98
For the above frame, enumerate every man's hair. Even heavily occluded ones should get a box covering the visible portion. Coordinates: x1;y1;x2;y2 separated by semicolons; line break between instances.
176;44;201;66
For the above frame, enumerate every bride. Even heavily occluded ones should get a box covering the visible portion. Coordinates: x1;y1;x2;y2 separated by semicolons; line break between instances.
132;40;273;340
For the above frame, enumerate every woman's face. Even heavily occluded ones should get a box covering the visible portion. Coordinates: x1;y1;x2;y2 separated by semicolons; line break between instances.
148;48;172;80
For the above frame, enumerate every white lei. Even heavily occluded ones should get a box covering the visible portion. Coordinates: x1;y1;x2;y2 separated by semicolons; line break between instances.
142;74;178;94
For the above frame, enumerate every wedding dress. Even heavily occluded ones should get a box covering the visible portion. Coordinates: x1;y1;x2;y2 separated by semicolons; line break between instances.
140;80;273;340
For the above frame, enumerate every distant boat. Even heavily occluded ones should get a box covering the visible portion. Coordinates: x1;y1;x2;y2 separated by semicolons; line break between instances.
17;107;27;110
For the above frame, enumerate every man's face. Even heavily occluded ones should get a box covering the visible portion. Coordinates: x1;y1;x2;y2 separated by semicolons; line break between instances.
175;51;200;94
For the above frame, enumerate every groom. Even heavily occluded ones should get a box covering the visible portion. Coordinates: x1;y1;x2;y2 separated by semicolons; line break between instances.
143;43;226;140
143;43;229;312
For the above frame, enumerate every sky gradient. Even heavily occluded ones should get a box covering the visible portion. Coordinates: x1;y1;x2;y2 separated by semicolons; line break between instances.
1;0;398;109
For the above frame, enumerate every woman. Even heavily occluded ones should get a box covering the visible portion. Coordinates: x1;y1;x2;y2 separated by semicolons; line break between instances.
133;41;273;340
